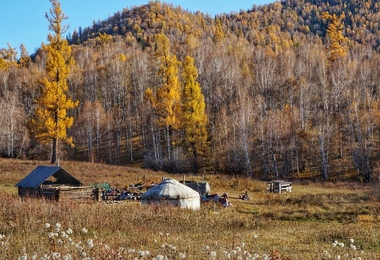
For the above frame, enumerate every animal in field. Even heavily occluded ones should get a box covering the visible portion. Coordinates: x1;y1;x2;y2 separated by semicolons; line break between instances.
201;192;232;207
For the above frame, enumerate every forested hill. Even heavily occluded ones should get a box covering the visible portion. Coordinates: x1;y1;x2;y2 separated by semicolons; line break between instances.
67;0;380;51
2;0;380;182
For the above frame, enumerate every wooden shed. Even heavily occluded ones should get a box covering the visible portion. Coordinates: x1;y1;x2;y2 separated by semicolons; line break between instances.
267;180;292;194
15;166;100;202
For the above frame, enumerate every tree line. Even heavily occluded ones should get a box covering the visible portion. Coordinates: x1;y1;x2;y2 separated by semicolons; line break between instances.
1;0;380;182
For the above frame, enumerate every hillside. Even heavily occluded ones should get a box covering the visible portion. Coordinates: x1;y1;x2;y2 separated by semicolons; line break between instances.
1;0;380;182
67;0;380;51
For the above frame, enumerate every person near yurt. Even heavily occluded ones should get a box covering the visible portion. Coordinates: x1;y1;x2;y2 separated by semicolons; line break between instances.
141;178;200;210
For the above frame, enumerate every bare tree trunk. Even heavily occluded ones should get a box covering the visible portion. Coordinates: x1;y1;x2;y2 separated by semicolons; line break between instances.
236;90;253;177
166;125;172;162
242;136;253;177
87;124;93;163
115;129;121;164
156;128;163;169
192;150;198;174
127;121;133;162
51;138;58;164
272;149;279;178
96;107;101;163
318;132;329;181
108;121;112;164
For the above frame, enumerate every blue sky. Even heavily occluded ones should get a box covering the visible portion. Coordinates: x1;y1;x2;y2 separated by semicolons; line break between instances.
0;1;272;56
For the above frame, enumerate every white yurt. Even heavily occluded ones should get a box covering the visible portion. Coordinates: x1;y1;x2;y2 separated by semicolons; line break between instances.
141;178;200;210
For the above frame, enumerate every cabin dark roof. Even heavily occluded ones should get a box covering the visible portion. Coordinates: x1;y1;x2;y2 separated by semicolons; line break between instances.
15;166;82;188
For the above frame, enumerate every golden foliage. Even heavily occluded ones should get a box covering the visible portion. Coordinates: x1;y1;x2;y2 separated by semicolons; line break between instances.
29;0;78;163
213;19;225;44
0;43;18;70
149;34;182;130
322;11;349;61
182;56;208;157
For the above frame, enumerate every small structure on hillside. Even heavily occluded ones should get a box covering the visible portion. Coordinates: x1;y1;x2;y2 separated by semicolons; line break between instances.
15;166;99;202
267;180;292;194
141;178;200;210
179;180;210;196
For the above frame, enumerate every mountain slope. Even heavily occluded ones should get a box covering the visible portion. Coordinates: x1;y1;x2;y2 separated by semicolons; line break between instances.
67;0;380;51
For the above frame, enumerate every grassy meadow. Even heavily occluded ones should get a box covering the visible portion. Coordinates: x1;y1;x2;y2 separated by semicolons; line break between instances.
0;158;379;259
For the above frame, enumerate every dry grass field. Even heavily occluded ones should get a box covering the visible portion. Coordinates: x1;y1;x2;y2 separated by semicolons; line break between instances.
0;158;379;259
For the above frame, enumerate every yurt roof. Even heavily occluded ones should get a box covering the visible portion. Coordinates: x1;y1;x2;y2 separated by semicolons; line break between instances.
141;178;200;200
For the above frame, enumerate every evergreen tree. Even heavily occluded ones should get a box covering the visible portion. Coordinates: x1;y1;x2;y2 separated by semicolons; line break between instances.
145;33;182;163
29;0;78;164
322;12;348;61
182;56;208;173
213;19;225;44
0;43;18;70
19;44;31;69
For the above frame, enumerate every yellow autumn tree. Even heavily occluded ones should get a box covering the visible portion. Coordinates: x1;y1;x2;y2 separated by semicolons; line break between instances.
145;33;182;161
0;43;18;70
213;19;225;44
322;11;348;61
19;44;31;69
182;56;208;173
29;0;78;164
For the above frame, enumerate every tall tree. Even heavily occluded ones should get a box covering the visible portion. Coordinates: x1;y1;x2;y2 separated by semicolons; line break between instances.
29;0;78;164
181;55;208;173
0;43;18;73
0;92;27;158
322;12;348;61
145;33;182;165
19;44;31;69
